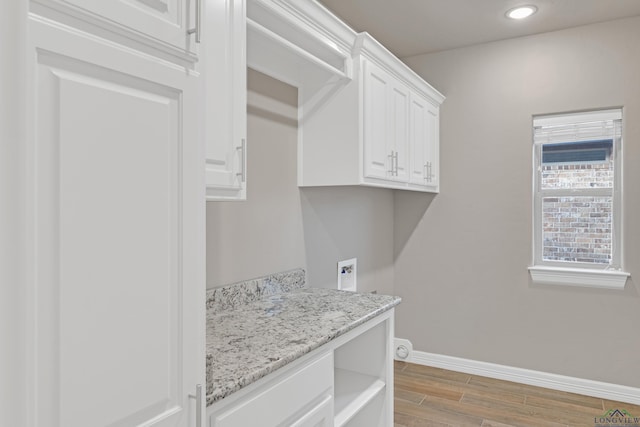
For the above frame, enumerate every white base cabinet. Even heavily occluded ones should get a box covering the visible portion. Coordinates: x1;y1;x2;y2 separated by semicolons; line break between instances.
208;309;395;427
212;353;333;427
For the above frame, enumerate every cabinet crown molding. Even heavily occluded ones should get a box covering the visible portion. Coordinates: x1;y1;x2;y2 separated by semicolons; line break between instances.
354;32;445;105
270;0;358;54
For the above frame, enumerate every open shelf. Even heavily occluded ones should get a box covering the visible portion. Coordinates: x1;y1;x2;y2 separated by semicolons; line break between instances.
342;390;387;427
247;18;349;87
333;319;390;426
246;0;353;89
334;368;386;427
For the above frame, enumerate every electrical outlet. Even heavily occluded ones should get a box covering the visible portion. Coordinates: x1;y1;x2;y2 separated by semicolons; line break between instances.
337;258;357;292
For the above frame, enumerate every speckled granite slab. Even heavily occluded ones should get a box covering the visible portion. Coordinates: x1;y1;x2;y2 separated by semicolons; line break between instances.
206;287;400;407
206;268;306;312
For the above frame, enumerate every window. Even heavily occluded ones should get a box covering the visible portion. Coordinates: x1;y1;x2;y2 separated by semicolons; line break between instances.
529;109;629;289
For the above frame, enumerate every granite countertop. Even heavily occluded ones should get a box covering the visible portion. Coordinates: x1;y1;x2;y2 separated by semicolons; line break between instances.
206;287;401;406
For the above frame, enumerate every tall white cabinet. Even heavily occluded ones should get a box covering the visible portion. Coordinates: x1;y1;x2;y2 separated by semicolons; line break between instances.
20;1;206;426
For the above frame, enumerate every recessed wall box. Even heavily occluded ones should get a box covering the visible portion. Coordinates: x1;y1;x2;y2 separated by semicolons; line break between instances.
337;258;357;291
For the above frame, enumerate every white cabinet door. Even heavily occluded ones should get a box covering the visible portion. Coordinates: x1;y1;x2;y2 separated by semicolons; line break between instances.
363;60;409;183
27;16;203;427
409;93;428;185
409;93;439;190
389;82;409;183
204;0;247;201
33;0;198;56
363;60;392;181
424;102;439;189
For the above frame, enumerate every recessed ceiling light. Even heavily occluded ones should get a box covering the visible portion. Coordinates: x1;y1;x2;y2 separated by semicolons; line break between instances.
505;5;538;20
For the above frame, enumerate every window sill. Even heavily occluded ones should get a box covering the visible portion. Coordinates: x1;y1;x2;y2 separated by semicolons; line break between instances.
528;266;630;290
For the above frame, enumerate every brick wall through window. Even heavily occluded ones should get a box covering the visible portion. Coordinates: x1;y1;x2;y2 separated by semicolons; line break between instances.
541;162;613;264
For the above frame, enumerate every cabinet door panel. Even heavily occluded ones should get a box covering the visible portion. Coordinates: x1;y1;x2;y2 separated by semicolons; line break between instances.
409;94;427;184
364;60;409;184
204;0;247;200
34;0;196;55
424;102;439;189
409;93;439;190
390;83;409;183
363;60;391;181
28;19;202;427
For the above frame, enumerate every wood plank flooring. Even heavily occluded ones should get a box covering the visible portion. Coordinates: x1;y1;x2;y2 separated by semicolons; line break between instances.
394;361;640;427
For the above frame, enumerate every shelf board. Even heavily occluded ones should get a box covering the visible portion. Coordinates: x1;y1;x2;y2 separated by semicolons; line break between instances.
246;18;350;89
334;368;386;427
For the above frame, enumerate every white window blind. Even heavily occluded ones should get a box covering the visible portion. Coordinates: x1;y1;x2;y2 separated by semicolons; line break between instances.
533;109;621;145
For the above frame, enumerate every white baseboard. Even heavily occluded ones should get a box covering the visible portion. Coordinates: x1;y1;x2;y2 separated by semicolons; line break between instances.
409;350;640;406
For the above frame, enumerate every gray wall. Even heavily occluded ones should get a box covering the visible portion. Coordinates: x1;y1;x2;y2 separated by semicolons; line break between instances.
206;70;394;295
396;16;640;387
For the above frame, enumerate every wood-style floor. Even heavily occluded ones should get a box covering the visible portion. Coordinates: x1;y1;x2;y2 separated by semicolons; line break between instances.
394;361;640;427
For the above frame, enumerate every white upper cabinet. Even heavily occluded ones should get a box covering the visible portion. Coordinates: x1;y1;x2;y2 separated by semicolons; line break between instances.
204;0;247;201
245;0;444;193
299;32;445;192
31;0;248;202
30;0;200;62
25;2;204;427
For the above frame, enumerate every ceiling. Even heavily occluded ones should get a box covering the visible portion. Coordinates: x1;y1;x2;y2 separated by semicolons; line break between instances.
316;0;640;58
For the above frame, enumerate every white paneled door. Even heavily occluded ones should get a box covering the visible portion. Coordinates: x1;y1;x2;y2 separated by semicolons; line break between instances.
363;59;409;184
409;93;428;184
363;60;392;181
27;15;203;427
409;93;439;190
389;82;409;183
424;102;439;189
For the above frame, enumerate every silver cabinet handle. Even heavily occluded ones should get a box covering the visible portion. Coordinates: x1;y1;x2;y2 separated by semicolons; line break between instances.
424;162;433;182
189;384;202;427
236;138;246;183
388;151;399;176
388;150;395;176
394;152;399;176
187;0;201;43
